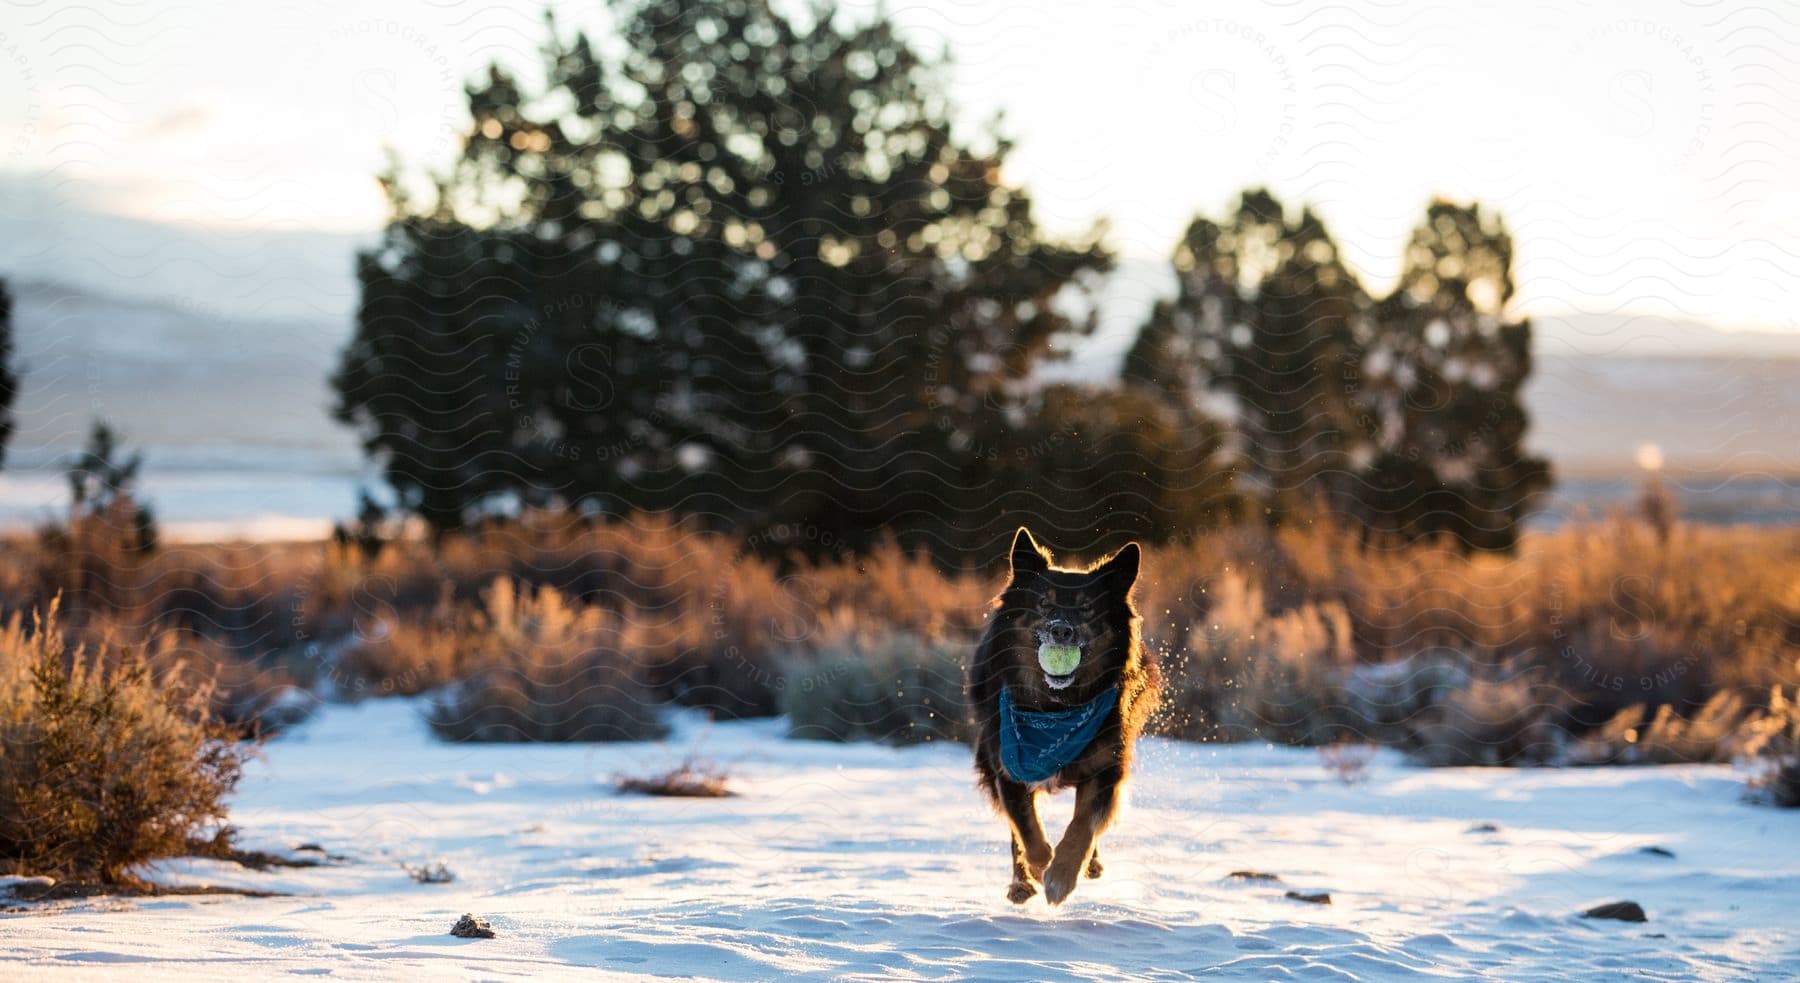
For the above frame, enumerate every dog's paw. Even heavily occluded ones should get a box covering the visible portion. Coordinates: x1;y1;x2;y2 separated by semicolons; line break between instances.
1042;858;1082;905
1086;856;1104;879
1006;880;1037;904
1024;843;1052;880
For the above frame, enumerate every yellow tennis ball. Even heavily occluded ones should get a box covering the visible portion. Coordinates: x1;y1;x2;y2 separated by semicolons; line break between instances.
1038;643;1081;676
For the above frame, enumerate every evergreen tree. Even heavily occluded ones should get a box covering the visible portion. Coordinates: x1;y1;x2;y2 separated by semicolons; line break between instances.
0;278;16;470
1124;190;1365;518
334;222;547;534
333;0;1111;556
1126;193;1549;550
1351;201;1550;550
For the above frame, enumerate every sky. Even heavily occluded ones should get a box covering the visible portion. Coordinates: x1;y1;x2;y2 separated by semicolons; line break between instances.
0;0;1797;332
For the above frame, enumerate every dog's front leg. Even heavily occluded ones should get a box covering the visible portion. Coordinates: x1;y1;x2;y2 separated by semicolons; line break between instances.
994;777;1051;901
1007;840;1038;903
1042;767;1121;905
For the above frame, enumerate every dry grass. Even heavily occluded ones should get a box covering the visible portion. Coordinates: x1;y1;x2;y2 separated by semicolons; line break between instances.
7;504;1791;883
424;580;668;743
1319;742;1378;784
0;602;249;884
403;861;456;884
79;614;315;735
1137;515;1799;760
0;508;1793;763
1570;691;1753;766
617;758;735;798
332;587;475;698
1158;572;1356;744
1742;687;1800;807
1408;664;1567;766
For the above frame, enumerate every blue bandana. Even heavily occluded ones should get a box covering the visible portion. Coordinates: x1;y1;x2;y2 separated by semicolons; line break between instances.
997;685;1119;784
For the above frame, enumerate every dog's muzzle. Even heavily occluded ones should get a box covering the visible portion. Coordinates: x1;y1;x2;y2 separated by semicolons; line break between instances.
1038;621;1082;689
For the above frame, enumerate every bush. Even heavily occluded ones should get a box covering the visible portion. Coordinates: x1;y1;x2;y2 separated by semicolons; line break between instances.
1569;692;1751;766
35;423;160;620
425;580;667;743
1158;573;1355;744
80;615;315;736
617;758;734;798
404;860;456;884
1341;649;1472;743
0;604;248;884
1409;663;1565;766
1319;742;1378;784
1;507;1794;763
1742;687;1800;807
780;616;970;745
332;587;471;698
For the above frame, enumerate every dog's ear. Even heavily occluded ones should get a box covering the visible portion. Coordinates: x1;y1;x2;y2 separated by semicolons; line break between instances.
1097;542;1140;591
1010;527;1049;577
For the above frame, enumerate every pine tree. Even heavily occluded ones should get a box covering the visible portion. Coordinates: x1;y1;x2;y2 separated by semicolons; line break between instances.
333;1;1110;556
1124;190;1365;519
1126;193;1549;550
0;278;16;470
333;222;550;534
1351;201;1550;550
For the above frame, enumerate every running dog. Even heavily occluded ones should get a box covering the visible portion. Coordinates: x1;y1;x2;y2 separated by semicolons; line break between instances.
968;527;1158;905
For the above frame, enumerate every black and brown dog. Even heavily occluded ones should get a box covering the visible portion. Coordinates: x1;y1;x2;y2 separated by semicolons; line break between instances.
968;527;1159;905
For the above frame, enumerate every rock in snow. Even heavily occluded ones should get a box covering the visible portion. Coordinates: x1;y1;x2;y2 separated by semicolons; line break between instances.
1582;901;1648;923
450;914;496;939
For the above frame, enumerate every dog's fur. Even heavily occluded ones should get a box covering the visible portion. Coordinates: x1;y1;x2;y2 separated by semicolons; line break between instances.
968;527;1159;905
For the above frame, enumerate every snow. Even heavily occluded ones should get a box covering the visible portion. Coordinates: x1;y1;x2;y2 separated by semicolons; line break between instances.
4;698;1797;981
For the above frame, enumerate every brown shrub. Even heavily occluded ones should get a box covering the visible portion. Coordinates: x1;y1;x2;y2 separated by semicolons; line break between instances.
1319;742;1378;784
1409;664;1566;766
404;860;456;884
1742;687;1800;807
617;758;735;798
1157;573;1356;744
76;613;315;735
1139;515;1800;754
1570;691;1752;766
331;585;472;698
425;580;667;742
0;603;249;884
779;613;970;745
323;517;988;720
4;507;1795;760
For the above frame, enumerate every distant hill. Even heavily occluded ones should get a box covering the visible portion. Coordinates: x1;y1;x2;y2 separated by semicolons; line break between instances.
1529;353;1800;473
0;174;366;325
6;280;358;471
1530;313;1800;360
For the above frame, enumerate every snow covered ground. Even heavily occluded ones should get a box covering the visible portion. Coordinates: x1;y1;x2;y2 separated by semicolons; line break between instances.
4;699;1797;981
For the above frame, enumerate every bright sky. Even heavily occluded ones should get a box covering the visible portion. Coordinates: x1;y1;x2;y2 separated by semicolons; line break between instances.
1;0;1796;331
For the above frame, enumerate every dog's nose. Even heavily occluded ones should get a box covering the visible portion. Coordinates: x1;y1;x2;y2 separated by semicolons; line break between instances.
1048;621;1075;645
